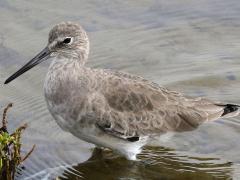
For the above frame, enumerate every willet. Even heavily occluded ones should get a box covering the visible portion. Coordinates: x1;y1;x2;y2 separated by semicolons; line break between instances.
4;22;240;160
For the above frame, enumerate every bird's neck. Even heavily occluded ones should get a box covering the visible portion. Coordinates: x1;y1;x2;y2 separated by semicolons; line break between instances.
52;51;88;66
52;47;89;66
44;56;88;104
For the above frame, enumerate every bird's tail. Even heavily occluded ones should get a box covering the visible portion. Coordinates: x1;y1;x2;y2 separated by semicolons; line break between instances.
218;104;240;118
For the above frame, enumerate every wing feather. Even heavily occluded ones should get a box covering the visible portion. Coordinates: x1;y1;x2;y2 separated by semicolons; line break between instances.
94;69;224;139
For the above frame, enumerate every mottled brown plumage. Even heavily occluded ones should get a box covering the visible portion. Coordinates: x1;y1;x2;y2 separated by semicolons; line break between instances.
5;22;240;160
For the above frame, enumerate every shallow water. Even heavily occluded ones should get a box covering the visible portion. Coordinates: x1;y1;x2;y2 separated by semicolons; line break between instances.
1;0;240;179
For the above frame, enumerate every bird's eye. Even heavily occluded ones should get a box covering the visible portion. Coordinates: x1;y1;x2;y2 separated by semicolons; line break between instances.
62;37;72;44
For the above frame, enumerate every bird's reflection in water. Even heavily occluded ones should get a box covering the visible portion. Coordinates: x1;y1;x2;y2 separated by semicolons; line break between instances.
60;146;233;180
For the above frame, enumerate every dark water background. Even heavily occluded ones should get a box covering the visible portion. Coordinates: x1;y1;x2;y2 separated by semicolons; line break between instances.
0;0;240;179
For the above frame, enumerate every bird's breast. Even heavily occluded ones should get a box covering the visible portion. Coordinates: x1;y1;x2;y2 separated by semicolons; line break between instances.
43;64;99;132
44;60;88;105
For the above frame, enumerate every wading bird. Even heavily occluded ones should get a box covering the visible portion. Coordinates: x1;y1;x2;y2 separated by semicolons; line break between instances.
5;22;239;160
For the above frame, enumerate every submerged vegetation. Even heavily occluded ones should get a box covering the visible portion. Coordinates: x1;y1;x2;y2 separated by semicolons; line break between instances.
0;103;35;180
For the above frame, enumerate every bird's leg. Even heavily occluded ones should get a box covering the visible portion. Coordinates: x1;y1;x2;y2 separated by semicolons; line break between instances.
88;147;104;161
141;158;156;167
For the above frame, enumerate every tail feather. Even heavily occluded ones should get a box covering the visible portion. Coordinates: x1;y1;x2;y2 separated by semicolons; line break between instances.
218;104;240;117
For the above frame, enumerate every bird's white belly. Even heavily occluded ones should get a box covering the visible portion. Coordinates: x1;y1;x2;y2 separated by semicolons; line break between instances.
70;125;148;160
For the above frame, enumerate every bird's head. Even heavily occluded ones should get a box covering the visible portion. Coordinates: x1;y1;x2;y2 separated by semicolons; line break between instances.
4;21;89;84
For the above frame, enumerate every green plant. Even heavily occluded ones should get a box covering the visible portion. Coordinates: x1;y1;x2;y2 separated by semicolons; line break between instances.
0;103;35;180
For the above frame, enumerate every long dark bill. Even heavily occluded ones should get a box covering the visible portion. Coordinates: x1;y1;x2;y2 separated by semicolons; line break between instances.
4;47;50;84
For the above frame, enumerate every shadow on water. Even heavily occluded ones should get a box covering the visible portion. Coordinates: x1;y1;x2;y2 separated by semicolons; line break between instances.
60;147;233;180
